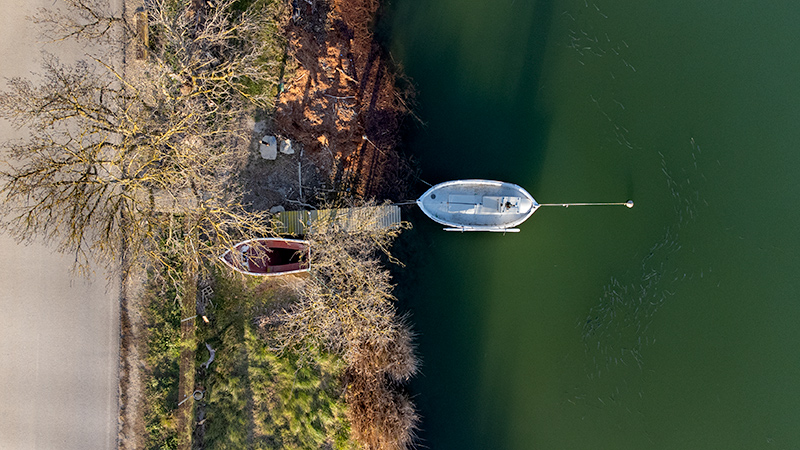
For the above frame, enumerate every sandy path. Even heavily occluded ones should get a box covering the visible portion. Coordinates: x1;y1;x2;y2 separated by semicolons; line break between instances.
0;1;122;449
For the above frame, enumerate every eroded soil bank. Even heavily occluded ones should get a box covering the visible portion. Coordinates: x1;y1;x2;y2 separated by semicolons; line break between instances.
273;0;415;202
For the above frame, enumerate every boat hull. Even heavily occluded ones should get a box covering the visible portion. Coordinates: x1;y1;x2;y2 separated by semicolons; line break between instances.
417;180;538;231
220;238;310;276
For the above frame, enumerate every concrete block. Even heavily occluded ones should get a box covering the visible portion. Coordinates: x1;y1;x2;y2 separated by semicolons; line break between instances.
259;135;277;160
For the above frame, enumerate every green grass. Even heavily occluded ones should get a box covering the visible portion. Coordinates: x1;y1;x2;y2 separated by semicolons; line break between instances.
144;279;183;450
236;0;295;107
198;273;357;450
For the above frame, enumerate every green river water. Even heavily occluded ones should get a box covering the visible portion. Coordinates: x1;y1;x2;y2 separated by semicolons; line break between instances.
381;0;800;448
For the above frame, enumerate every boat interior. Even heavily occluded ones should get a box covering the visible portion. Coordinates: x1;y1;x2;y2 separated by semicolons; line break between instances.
447;195;522;214
226;245;307;274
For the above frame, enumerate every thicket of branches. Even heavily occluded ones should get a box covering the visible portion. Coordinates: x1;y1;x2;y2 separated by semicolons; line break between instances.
0;0;288;279
2;2;422;448
260;209;419;450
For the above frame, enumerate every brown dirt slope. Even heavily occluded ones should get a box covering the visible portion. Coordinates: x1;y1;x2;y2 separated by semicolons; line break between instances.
275;0;414;200
118;266;147;450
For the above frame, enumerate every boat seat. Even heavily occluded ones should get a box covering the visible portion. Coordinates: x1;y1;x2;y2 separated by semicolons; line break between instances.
447;194;522;214
448;194;480;213
482;196;501;211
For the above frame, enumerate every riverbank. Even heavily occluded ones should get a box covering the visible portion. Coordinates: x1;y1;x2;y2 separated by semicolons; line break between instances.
116;0;420;449
0;0;417;447
271;0;415;202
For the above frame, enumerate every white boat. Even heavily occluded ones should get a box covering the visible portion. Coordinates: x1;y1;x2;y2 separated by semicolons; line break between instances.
416;180;539;232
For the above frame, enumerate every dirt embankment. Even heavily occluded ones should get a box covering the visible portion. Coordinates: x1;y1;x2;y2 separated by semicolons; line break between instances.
275;0;415;201
117;265;147;450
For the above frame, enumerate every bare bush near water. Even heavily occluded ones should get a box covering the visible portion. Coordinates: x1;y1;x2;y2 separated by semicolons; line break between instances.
260;208;419;450
0;0;286;280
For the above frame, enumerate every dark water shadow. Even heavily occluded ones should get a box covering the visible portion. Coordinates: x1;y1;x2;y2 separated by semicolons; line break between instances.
382;0;556;193
377;1;558;448
390;209;501;449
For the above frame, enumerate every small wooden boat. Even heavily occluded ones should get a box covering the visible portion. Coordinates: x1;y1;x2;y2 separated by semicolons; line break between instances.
220;238;310;276
417;180;538;232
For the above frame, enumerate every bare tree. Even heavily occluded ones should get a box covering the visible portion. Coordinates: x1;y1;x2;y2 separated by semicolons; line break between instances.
260;206;419;450
0;0;288;279
145;0;287;108
264;204;410;358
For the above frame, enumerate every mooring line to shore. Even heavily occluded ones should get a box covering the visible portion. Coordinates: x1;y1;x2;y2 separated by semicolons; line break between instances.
414;175;433;187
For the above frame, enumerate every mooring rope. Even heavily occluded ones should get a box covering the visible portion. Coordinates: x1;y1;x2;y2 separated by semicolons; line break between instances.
539;200;635;208
413;174;433;187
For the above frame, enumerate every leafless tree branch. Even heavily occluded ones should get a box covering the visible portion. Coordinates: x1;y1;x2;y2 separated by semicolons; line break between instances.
1;0;288;281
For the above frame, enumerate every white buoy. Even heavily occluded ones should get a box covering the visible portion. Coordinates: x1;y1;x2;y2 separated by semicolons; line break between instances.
626;200;635;208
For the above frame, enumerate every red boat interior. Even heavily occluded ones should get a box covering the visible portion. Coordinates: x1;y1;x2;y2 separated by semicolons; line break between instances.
224;241;309;274
246;246;307;273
